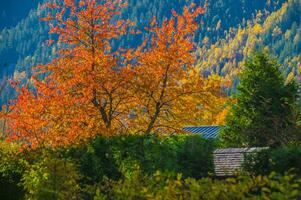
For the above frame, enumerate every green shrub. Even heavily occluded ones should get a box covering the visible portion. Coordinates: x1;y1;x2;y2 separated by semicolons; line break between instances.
0;135;216;199
21;150;81;200
0;142;28;200
65;134;215;198
177;135;215;178
69;135;215;179
244;145;301;176
94;170;301;200
2;138;301;200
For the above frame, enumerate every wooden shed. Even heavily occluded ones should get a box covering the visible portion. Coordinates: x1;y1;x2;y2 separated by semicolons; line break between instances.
213;147;268;177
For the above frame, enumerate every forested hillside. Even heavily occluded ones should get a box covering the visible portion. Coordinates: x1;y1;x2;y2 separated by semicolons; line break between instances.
197;0;301;93
0;0;294;105
0;0;40;29
0;1;51;104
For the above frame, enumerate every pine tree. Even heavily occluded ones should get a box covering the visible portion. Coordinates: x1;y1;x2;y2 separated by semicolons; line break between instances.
221;51;300;147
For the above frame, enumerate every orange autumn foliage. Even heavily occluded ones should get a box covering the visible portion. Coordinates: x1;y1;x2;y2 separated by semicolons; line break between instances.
128;5;228;135
4;79;83;148
3;1;229;148
41;0;134;134
5;0;134;148
128;5;203;134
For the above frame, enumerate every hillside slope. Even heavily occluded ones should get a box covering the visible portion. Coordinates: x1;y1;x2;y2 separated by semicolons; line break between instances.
197;0;301;91
0;0;290;104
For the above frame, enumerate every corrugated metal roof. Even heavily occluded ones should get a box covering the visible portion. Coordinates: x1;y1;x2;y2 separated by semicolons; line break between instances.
183;126;222;139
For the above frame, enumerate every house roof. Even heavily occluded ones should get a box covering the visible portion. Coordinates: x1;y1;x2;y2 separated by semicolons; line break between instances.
213;147;268;177
214;147;268;154
183;126;222;139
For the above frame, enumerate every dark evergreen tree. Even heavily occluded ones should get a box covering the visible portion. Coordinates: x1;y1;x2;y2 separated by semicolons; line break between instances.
221;51;300;147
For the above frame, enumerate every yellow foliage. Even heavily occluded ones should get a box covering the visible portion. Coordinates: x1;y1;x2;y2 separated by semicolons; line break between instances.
253;23;263;34
286;72;295;84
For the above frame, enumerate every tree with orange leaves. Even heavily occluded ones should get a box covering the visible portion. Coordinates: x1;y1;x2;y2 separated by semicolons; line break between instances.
39;0;135;132
3;1;229;148
128;5;229;135
4;0;135;148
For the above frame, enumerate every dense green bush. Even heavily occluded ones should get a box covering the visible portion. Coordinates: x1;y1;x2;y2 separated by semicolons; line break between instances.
0;135;216;199
94;169;301;200
67;134;216;193
244;145;301;177
2;138;301;200
21;151;81;200
0;142;28;200
0;145;82;200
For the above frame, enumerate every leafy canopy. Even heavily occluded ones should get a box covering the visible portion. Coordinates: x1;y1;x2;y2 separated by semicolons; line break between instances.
2;0;229;149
